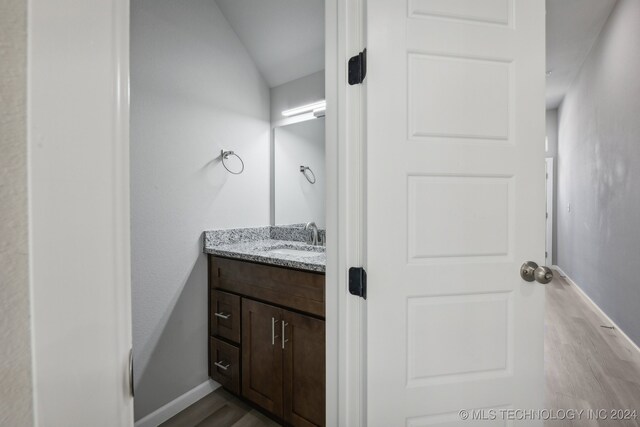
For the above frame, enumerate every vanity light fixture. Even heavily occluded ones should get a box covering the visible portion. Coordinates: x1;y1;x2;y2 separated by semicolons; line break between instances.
282;100;326;117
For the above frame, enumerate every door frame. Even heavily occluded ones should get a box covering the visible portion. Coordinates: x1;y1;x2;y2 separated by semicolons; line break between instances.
326;0;365;426
28;0;133;424
29;0;362;425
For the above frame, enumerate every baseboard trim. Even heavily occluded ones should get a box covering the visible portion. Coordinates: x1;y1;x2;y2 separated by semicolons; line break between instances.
552;266;640;355
551;265;567;277
135;379;220;427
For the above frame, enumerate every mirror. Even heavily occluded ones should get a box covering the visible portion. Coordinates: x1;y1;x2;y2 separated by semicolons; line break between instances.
274;117;325;228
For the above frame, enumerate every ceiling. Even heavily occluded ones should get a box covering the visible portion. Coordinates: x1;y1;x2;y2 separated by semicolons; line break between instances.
546;0;617;109
216;0;324;88
216;0;616;101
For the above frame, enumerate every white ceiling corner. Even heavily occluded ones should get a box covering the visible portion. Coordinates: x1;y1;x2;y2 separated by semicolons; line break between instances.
546;0;618;109
215;0;325;88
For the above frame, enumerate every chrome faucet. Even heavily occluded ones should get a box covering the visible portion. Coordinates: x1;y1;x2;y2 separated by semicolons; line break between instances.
305;222;319;246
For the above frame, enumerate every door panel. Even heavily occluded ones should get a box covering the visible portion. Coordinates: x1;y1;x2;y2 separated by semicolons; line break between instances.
241;298;283;417
366;0;546;424
283;311;326;427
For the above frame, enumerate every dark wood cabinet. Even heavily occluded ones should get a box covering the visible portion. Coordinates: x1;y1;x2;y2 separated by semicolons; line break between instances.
209;337;240;394
241;298;284;418
209;256;325;317
282;310;325;427
208;255;325;426
210;289;241;343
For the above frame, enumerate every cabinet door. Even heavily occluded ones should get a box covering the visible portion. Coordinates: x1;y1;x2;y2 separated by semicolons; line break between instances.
241;298;283;418
282;310;325;427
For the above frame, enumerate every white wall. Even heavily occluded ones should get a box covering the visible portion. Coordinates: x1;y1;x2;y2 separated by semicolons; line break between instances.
557;0;640;347
271;71;325;128
131;0;270;420
546;109;558;158
546;109;559;263
0;1;33;425
275;118;326;227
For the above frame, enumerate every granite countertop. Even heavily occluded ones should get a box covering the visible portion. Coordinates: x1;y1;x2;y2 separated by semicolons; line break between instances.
203;226;326;273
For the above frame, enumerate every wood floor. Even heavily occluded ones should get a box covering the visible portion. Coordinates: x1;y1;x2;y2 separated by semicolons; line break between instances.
163;273;640;427
545;274;640;426
159;389;281;427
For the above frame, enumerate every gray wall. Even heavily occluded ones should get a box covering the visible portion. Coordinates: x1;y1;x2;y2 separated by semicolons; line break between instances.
557;0;640;346
271;71;325;128
0;1;34;425
546;108;559;264
546;109;558;159
131;0;271;420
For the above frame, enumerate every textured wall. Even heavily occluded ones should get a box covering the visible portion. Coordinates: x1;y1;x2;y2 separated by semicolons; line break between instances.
131;0;271;420
0;0;34;425
557;0;640;346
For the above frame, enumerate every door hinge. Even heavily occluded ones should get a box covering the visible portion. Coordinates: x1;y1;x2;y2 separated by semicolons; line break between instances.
349;267;367;299
348;49;367;85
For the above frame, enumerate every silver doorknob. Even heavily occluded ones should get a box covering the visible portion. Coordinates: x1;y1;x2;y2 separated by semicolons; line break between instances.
534;266;554;284
520;262;553;284
520;261;538;282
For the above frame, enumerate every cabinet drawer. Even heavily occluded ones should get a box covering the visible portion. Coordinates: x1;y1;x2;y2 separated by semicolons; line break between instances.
211;290;241;343
210;256;325;317
209;337;240;395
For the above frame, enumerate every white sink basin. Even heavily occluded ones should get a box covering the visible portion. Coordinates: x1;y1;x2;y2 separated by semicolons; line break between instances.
268;248;322;258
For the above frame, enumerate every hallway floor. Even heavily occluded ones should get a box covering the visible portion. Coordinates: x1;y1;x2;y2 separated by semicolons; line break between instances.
160;389;281;427
545;274;640;426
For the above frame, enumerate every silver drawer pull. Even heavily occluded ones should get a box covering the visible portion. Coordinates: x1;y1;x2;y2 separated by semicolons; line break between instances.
281;321;289;349
271;317;279;345
214;361;230;370
214;312;231;320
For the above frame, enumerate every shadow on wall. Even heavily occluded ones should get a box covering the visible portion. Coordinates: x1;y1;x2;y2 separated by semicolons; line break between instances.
201;153;227;205
134;252;210;421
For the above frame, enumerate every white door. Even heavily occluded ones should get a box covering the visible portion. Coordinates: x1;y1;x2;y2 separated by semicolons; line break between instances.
545;158;554;266
366;0;546;425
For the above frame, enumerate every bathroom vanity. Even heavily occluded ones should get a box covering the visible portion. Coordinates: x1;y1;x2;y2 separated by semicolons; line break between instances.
204;226;325;427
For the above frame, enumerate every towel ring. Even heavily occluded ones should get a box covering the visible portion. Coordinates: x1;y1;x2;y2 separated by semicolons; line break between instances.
300;166;316;184
221;150;244;175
